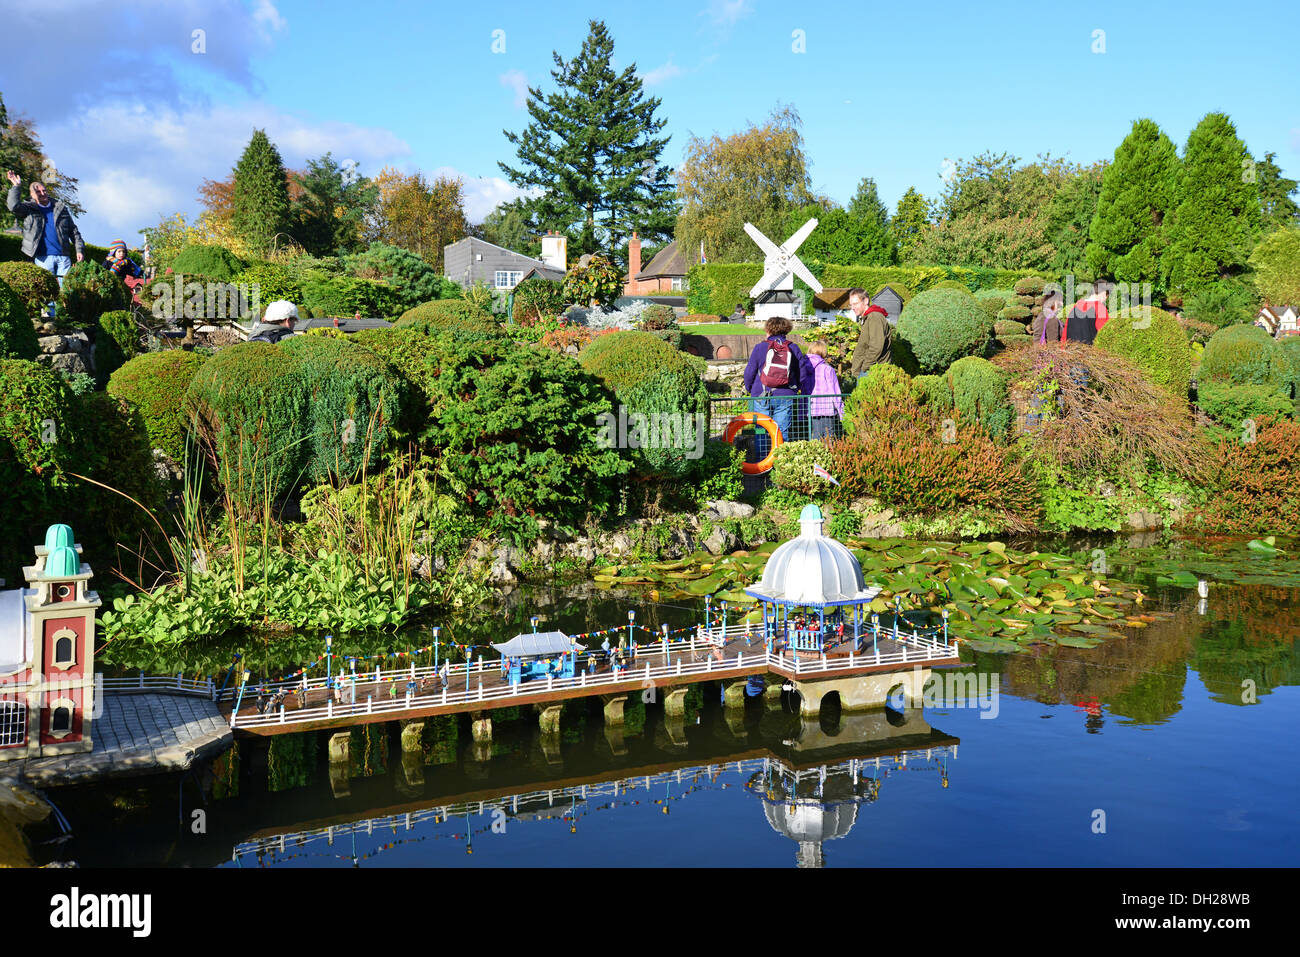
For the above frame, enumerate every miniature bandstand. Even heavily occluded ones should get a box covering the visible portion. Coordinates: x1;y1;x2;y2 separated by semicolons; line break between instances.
493;622;585;686
744;505;883;657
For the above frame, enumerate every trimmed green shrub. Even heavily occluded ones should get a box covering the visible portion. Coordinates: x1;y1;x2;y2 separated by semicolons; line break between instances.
422;335;630;536
1094;307;1192;398
0;278;38;360
58;261;129;329
1198;323;1287;389
844;363;916;434
236;260;303;307
932;279;972;293
578;330;702;393
1185;280;1259;329
978;296;1006;323
396;299;500;335
914;374;953;411
0;261;60;321
511;277;567;326
1278;336;1300;400
93;310;141;387
108;350;210;462
278;335;407;482
343;243;445;310
0;233;23;262
185;343;311;499
635;303;682;348
997;333;1033;347
772;440;833;494
1197;380;1294;432
895;288;991;374
946;356;1013;437
997;303;1031;321
1013;276;1049;296
170;244;244;281
299;272;402;319
994;320;1029;337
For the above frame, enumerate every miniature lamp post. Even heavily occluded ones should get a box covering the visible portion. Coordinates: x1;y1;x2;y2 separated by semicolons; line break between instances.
705;595;712;637
893;597;902;642
662;623;670;665
531;615;540;634
721;600;728;643
941;608;950;645
326;634;333;689
432;626;440;672
871;613;880;652
628;610;635;658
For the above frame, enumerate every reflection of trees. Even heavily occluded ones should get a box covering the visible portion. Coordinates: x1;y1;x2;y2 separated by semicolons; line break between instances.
349;725;388;778
994;595;1203;726
1189;586;1300;705
267;733;319;793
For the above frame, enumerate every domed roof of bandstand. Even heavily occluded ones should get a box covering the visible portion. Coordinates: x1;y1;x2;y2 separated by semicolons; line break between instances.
762;799;859;868
746;505;880;607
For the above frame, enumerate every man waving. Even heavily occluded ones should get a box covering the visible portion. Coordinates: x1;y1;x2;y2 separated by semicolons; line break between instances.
6;169;85;285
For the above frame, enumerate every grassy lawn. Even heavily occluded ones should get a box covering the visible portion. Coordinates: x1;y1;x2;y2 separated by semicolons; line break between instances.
679;323;766;335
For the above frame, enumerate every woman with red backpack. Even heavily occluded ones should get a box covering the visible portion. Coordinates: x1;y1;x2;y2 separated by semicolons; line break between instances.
742;316;815;458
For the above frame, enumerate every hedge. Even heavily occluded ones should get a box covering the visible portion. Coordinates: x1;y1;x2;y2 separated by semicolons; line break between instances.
1199;324;1288;389
0;261;60;321
994;319;1029;337
895;288;991;374
997;303;1031;321
0;278;38;360
1197;380;1294;432
396;299;501;335
58;261;129;329
234;261;303;309
299;272;402;319
108;350;210;462
1094;307;1192;398
170;244;245;282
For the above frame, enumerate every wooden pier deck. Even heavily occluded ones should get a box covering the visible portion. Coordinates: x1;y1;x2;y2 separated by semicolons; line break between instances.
219;624;963;736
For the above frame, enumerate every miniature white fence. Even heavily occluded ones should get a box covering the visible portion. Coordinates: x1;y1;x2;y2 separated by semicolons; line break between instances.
99;673;216;697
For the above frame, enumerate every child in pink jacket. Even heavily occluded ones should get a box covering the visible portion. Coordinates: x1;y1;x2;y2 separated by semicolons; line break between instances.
806;340;844;440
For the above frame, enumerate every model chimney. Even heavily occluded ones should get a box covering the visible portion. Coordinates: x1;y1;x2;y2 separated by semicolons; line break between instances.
628;232;642;287
541;231;567;273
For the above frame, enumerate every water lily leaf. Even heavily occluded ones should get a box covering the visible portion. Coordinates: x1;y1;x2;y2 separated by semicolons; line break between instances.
964;637;1020;654
1068;624;1125;639
1056;634;1103;648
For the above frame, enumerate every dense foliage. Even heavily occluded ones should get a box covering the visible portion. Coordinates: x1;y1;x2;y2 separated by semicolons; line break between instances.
1248;227;1300;307
0;261;59;320
1094;306;1192;398
1194;418;1300;533
511;277;568;326
169;243;245;281
58;260;129;329
0;277;37;359
395;299;500;334
343;243;445;309
895;287;991;374
107;349;210;462
1199;324;1288;389
93;310;141;387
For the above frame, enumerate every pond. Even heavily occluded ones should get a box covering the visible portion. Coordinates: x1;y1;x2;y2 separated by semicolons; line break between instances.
29;535;1300;868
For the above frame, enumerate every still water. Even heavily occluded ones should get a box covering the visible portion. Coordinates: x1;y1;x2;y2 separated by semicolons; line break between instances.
38;564;1300;868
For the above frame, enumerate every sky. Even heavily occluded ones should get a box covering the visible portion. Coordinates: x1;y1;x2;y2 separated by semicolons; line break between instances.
1;0;1297;247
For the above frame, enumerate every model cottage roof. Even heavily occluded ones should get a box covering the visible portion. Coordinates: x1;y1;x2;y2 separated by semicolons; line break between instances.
491;631;585;658
745;505;883;607
635;241;688;280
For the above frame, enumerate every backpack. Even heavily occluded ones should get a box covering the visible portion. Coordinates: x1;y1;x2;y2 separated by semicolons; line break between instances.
759;337;793;388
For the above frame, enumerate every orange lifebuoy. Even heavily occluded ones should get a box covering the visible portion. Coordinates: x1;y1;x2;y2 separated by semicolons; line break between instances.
723;413;783;474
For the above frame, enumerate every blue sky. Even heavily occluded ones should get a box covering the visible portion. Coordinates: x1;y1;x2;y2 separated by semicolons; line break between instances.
3;0;1297;245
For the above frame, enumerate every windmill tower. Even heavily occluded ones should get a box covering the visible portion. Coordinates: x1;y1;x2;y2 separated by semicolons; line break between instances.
745;219;824;325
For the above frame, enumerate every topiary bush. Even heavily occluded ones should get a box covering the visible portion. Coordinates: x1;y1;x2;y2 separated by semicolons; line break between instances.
396;299;501;335
635;303;682;349
578;330;702;394
0;278;38;360
843;363;916;434
74;389;165;560
58;261;129;329
946;356;1013;438
994;319;1029;337
978;297;1006;323
169;244;244;281
895;287;991;374
1198;323;1288;390
93;310;141;387
236;260;304;308
185;343;311;500
277;335;407;482
1094;306;1192;398
771;440;835;494
511;277;567;326
914;374;953;411
343;243;444;310
997;303;1031;322
107;350;210;462
1013;276;1049;296
299;272;402;318
932;279;972;293
0;261;60;321
1277;336;1300;400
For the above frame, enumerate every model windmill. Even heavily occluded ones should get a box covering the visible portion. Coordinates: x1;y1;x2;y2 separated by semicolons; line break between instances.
745;219;824;324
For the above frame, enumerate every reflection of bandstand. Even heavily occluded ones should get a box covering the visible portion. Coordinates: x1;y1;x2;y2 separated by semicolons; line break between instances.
745;505;884;657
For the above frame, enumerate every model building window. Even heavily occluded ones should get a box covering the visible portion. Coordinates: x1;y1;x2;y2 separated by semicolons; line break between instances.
0;701;25;747
52;630;76;669
51;705;72;734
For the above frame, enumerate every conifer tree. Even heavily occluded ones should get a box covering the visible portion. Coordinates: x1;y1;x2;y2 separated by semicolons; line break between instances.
1254;152;1298;231
1163;112;1261;293
891;188;932;263
500;20;675;262
231;129;292;254
1085;118;1179;286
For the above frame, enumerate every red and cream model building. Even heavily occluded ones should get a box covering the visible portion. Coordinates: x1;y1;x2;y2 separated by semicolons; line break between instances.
0;524;101;761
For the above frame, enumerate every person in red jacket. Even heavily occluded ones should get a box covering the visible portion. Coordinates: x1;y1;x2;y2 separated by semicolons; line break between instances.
1062;279;1111;344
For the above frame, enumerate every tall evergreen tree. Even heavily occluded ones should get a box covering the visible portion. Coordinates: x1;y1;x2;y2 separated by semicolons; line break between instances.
848;177;890;227
1046;162;1105;275
231;129;292;254
1256;151;1300;230
499;20;675;262
1086;118;1180;285
291;153;378;256
891;187;931;263
1164;112;1261;293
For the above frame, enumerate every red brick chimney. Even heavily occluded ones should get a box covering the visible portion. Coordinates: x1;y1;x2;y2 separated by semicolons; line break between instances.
628;232;642;294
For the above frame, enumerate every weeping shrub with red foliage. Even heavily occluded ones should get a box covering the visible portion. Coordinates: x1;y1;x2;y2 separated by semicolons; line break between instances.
827;400;1042;527
1190;417;1300;533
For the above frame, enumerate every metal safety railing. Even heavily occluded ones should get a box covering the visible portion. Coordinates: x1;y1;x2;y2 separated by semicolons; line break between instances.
98;673;216;698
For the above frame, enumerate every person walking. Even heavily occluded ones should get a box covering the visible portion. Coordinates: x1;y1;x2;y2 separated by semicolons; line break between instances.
743;316;814;454
847;288;892;379
5;169;85;285
805;340;844;440
1032;290;1065;344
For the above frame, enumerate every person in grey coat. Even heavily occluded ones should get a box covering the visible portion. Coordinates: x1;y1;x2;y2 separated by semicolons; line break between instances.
5;170;85;285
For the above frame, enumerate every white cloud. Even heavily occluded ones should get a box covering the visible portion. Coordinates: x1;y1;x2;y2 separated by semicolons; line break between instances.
499;70;530;109
640;61;683;87
703;0;754;26
250;0;287;36
429;166;528;223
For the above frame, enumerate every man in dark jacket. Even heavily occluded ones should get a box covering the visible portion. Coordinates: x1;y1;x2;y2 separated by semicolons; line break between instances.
247;300;299;343
5;170;85;285
743;316;815;455
847;288;892;379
